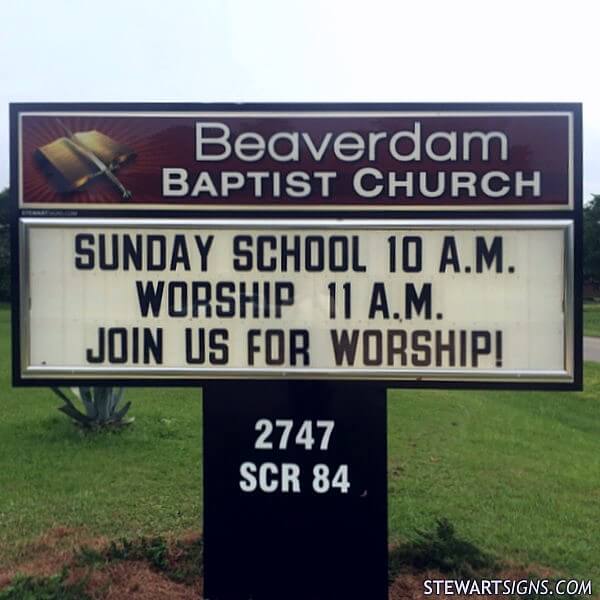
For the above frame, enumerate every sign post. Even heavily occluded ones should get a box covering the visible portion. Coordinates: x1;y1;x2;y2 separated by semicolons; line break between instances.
10;103;582;598
203;381;388;600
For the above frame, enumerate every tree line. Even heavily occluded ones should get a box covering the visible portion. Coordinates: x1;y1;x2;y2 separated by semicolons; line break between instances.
1;189;600;303
583;194;600;282
0;188;8;302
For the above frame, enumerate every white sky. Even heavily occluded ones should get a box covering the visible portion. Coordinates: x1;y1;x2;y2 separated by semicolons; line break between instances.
1;0;598;200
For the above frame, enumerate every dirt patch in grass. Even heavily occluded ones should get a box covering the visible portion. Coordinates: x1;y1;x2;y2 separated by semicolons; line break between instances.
1;565;573;600
0;527;110;588
0;524;586;599
80;562;201;599
16;525;88;557
0;530;203;599
389;567;566;600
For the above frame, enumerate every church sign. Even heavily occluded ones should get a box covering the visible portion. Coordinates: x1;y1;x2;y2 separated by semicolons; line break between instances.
10;104;582;388
10;102;583;600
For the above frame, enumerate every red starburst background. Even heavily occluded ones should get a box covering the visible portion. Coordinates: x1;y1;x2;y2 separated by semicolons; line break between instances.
20;113;571;208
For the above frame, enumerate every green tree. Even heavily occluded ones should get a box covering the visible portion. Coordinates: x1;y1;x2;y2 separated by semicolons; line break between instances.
584;194;600;281
0;188;9;302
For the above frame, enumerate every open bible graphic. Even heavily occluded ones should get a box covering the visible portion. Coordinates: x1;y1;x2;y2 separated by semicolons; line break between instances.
35;121;135;199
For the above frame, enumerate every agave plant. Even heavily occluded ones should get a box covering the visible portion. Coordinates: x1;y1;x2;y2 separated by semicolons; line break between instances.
51;386;133;429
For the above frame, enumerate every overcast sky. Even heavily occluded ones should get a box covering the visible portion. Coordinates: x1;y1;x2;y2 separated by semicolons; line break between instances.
1;0;598;200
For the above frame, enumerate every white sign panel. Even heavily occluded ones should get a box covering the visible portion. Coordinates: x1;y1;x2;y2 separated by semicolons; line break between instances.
19;219;573;382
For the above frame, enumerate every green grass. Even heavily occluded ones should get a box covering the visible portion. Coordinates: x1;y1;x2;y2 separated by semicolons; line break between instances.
0;570;90;600
0;302;599;590
584;301;600;337
387;380;600;586
0;303;202;562
77;535;203;584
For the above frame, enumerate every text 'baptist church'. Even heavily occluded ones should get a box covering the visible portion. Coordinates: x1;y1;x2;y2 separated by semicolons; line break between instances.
162;121;541;200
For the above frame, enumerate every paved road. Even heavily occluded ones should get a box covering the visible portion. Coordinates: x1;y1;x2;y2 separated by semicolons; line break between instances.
584;337;600;362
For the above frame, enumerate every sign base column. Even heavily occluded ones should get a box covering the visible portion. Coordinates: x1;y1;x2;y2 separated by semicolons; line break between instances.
203;381;388;600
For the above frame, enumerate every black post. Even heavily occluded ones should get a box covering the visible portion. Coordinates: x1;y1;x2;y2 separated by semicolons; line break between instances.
203;381;388;600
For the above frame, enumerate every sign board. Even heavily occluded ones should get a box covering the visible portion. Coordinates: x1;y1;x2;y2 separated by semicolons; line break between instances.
10;103;582;388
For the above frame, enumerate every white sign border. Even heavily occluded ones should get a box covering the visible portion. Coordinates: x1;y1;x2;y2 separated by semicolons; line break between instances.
18;218;575;383
18;110;574;212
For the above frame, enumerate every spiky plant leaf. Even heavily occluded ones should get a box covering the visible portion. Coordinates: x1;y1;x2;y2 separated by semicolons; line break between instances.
112;400;132;421
106;387;119;415
53;386;131;429
51;387;81;415
57;403;93;426
112;387;125;412
95;388;111;421
79;387;98;419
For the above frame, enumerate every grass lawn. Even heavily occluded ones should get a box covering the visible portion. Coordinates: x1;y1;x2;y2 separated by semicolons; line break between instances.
0;303;202;563
0;302;599;589
388;384;600;585
584;301;600;337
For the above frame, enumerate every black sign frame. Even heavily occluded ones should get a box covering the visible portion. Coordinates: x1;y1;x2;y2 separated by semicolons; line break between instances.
9;102;583;390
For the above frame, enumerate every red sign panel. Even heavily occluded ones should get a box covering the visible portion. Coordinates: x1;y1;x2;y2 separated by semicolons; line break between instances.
19;110;572;210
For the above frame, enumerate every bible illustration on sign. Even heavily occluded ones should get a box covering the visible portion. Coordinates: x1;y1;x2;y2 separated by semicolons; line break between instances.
35;120;135;199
